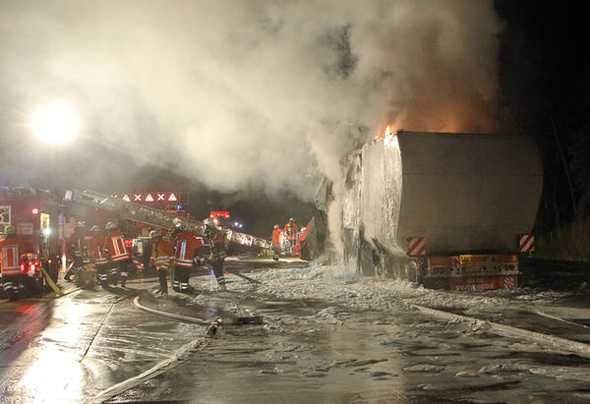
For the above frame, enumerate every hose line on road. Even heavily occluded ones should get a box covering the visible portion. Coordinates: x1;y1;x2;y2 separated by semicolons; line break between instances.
91;318;220;404
132;295;217;325
413;304;590;358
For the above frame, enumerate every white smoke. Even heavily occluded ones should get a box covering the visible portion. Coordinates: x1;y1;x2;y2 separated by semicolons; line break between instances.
0;0;502;195
1;0;503;248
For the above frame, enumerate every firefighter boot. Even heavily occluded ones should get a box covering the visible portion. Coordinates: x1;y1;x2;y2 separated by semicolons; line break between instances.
157;270;168;295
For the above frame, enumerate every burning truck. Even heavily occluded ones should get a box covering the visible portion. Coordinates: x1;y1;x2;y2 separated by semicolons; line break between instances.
336;130;543;291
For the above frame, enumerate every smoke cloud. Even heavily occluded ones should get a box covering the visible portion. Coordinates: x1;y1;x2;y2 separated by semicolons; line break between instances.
0;0;503;202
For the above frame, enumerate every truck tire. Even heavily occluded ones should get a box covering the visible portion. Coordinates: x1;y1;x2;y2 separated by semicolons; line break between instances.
8;289;19;301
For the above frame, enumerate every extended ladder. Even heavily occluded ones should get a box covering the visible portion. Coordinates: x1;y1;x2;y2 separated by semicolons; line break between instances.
66;189;272;251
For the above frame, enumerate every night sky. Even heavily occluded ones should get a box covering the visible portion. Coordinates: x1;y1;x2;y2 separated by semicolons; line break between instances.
0;1;588;236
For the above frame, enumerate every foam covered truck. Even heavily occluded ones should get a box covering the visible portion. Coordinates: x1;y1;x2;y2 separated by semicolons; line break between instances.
340;130;543;290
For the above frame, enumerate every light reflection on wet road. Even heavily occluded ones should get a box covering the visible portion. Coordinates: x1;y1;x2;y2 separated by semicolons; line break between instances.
0;287;207;404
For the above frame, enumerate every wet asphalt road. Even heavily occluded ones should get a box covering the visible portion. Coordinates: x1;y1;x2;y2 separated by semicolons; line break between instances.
1;260;590;404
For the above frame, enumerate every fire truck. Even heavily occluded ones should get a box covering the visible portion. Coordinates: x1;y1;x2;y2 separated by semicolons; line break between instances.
0;186;60;298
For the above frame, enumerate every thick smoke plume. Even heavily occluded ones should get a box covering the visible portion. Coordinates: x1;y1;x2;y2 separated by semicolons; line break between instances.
1;0;502;203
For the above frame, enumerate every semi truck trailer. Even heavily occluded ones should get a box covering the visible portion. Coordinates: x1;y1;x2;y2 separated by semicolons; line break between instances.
340;130;543;290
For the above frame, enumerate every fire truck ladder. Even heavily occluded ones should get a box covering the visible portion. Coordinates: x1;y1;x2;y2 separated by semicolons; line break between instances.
67;189;272;251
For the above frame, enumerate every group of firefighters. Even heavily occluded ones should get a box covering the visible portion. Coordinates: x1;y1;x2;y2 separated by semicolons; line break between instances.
272;218;299;260
1;216;300;301
62;217;229;296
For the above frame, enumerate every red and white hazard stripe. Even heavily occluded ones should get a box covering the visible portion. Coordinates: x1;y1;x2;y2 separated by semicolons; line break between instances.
518;234;535;253
407;236;426;256
504;276;515;288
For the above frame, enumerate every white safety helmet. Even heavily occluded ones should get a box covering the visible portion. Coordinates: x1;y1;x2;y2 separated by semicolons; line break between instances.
203;218;215;228
274;224;280;229
105;221;118;231
149;229;162;238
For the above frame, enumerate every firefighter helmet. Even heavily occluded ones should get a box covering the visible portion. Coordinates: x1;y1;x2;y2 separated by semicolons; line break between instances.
149;229;162;238
105;221;118;231
203;218;215;228
75;221;86;229
4;225;16;236
274;224;280;229
90;225;101;233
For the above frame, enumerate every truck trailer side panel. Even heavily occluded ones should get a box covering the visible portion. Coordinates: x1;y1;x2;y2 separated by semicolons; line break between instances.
348;131;543;284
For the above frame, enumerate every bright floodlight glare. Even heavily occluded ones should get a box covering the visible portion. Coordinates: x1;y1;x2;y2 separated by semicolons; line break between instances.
30;102;80;144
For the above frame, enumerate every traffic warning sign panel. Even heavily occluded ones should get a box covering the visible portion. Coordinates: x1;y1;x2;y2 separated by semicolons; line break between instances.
518;234;535;253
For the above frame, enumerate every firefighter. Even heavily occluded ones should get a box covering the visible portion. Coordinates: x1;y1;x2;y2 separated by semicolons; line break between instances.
127;240;145;273
65;221;87;282
150;229;174;295
0;226;29;300
87;225;109;286
283;218;299;254
272;224;282;261
102;220;130;288
172;225;203;293
203;218;228;290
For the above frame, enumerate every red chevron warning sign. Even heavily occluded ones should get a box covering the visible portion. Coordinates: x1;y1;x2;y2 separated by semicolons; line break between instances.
518;234;535;253
407;236;426;256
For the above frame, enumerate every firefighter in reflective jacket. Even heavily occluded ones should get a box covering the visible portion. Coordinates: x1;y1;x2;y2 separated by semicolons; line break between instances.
102;221;130;288
87;225;109;286
204;218;228;290
172;228;203;293
283;218;299;253
0;226;30;300
65;222;87;282
150;229;174;295
272;224;282;261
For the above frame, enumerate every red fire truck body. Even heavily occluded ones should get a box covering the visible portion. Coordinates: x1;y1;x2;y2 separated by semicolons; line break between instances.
0;187;60;295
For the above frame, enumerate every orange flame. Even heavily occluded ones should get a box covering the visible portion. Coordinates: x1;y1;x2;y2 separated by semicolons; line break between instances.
374;124;397;139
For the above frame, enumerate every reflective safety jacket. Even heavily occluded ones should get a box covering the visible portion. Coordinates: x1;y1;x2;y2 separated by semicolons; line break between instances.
272;228;282;245
87;235;108;266
0;235;33;277
103;230;129;263
69;229;88;261
173;231;204;269
150;238;174;272
205;227;228;261
283;221;299;240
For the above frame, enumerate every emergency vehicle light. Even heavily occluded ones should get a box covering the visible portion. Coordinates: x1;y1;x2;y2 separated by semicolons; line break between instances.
31;207;39;215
